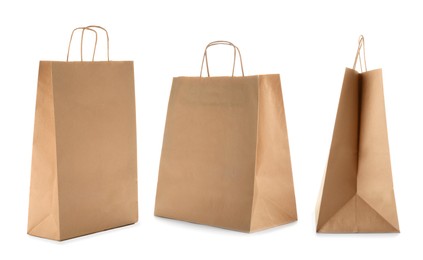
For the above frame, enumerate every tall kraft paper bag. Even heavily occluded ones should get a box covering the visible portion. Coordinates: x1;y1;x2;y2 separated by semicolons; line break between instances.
155;41;297;232
27;26;138;241
316;36;399;233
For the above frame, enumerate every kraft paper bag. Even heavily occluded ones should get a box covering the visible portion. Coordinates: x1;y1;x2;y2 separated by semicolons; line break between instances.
316;36;399;233
27;26;138;241
155;41;297;232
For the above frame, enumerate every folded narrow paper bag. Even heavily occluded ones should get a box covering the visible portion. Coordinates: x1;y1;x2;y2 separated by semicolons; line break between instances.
316;36;400;233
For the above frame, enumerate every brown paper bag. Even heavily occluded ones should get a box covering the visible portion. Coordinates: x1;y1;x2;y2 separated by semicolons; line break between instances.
155;41;297;232
27;26;138;241
316;36;399;233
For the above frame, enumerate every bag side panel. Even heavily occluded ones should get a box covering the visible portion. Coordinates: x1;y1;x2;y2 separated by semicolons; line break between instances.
357;69;399;231
250;74;297;232
316;68;360;232
27;61;61;240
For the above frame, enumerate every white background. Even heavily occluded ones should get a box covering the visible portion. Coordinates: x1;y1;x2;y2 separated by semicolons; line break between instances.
1;0;422;259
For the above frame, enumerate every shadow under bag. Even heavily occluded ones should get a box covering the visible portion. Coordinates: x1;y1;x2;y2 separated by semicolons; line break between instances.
316;36;400;233
155;41;297;232
27;26;138;241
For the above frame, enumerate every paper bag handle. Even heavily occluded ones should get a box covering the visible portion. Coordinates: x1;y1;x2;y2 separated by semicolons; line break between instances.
352;35;367;72
66;27;98;62
200;41;245;77
66;25;110;62
84;25;110;61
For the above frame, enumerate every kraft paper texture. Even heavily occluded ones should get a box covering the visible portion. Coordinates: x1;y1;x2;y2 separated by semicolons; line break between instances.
155;74;297;232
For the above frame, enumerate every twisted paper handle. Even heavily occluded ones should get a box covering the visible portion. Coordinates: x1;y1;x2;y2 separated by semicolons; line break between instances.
200;40;245;77
66;25;110;62
352;35;367;72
